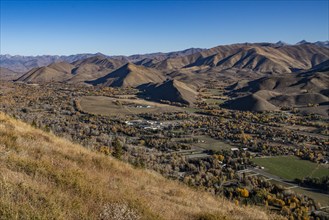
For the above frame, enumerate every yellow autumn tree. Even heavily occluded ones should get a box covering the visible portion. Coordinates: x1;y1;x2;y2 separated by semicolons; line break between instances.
240;188;249;198
99;146;111;155
237;188;249;198
215;154;224;161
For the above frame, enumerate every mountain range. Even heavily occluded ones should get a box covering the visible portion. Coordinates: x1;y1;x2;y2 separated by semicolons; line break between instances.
0;48;205;73
1;41;329;111
1;41;328;73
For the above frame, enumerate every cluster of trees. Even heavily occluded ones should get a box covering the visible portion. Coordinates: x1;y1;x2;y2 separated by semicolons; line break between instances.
222;178;317;219
295;176;329;193
295;148;327;163
143;136;191;151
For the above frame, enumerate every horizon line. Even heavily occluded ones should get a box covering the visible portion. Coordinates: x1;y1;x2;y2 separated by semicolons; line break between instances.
1;39;328;57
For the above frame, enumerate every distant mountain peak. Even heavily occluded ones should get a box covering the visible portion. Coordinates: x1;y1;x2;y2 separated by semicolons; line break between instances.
275;41;288;46
296;40;310;45
314;41;329;48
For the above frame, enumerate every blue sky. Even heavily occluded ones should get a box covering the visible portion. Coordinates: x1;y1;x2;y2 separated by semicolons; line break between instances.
1;0;328;56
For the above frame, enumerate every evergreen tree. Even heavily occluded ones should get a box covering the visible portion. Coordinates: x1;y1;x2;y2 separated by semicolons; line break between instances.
112;137;123;159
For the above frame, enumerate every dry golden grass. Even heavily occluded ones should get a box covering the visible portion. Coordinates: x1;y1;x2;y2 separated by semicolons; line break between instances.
0;112;284;220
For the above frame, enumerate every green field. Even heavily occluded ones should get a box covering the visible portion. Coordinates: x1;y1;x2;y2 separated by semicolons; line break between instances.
194;135;233;151
181;106;199;113
207;89;223;96
79;96;181;116
171;135;234;151
253;156;329;181
204;98;224;105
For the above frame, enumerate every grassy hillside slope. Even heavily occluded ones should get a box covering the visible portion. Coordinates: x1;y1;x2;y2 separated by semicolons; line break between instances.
0;112;282;220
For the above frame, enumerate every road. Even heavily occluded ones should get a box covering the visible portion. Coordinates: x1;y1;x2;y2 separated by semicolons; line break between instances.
239;167;329;208
247;167;296;186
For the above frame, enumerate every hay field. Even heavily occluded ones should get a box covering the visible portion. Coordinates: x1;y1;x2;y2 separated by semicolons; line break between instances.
78;96;181;116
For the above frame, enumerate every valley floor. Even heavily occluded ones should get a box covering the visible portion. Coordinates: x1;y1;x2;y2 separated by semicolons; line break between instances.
0;81;328;219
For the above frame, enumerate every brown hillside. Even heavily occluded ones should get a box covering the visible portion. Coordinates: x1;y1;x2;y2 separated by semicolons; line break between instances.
140;79;198;105
223;66;329;116
47;62;76;73
73;55;126;70
151;44;329;73
15;62;75;83
88;63;166;88
67;56;127;84
0;67;23;81
0;112;281;220
223;90;279;112
13;56;127;84
229;70;329;94
68;63;106;83
270;93;329;107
